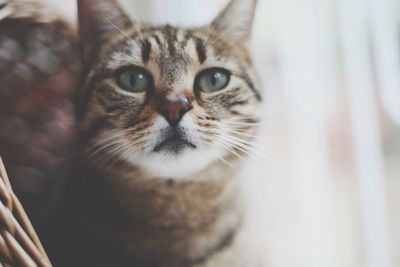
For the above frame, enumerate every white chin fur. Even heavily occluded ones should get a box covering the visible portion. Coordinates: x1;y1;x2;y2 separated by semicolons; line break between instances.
131;147;223;180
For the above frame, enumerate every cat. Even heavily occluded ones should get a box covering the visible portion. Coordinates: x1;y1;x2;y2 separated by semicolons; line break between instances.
51;0;262;266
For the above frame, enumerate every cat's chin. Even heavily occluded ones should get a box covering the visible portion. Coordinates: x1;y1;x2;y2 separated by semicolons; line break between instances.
131;147;225;180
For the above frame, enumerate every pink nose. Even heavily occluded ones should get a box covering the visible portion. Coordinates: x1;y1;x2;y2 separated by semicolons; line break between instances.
157;97;193;127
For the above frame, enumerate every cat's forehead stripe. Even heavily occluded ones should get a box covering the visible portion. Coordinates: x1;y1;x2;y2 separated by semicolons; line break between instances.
162;25;178;58
195;38;207;64
101;26;215;71
144;27;207;65
151;33;163;47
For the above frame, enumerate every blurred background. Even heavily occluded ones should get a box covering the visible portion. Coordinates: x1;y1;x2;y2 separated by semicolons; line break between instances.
1;0;400;266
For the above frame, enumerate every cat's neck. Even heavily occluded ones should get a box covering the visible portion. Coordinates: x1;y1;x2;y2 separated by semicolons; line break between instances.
64;154;244;266
72;154;243;217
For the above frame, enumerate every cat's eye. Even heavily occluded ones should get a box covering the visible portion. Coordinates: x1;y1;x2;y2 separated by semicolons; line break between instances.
117;68;152;93
195;68;231;93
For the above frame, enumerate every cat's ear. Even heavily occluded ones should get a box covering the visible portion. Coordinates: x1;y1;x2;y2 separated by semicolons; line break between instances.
211;0;257;44
77;0;134;63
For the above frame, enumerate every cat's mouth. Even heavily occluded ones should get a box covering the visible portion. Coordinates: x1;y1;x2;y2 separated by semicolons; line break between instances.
153;132;196;154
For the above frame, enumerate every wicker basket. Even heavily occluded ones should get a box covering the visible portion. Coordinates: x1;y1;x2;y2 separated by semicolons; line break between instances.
0;156;52;267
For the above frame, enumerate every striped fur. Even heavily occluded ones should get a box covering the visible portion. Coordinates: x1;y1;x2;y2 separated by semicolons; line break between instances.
59;0;261;266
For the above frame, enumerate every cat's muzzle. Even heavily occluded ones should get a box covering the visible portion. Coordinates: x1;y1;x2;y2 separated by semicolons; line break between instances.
153;127;196;155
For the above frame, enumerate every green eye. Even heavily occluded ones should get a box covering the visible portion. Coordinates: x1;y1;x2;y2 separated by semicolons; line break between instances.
196;68;230;93
117;68;152;93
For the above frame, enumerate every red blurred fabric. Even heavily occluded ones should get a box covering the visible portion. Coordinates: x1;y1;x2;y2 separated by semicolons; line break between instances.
0;18;80;234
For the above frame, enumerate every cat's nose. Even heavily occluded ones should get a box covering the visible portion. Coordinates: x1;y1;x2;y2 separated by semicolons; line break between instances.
157;96;193;127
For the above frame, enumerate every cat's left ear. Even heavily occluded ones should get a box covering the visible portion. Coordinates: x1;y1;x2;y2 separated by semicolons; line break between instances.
211;0;258;44
77;0;135;64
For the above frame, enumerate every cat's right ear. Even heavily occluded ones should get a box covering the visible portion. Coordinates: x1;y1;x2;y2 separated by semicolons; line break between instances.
77;0;134;64
211;0;257;44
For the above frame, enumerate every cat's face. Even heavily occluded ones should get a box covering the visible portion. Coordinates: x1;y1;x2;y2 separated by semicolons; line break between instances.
77;0;261;178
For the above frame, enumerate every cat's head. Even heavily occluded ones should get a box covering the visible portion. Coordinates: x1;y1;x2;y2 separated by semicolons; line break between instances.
76;0;261;179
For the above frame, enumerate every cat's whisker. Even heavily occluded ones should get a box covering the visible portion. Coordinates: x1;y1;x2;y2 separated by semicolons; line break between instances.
217;136;251;154
221;133;258;147
202;131;249;162
222;126;286;145
100;135;144;171
202;127;265;145
89;146;121;170
208;146;234;167
107;146;134;171
217;139;254;165
209;134;253;158
100;143;128;169
106;0;146;41
218;125;259;137
125;137;146;155
218;114;260;119
218;118;260;125
217;141;249;164
210;125;281;164
87;134;121;149
86;139;123;160
84;130;134;163
221;120;260;126
86;128;134;147
217;134;269;162
89;140;125;163
217;125;273;144
104;17;135;43
85;132;128;157
104;136;141;164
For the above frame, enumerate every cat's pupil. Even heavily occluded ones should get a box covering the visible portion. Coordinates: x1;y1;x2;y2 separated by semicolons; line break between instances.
132;73;143;86
211;73;220;86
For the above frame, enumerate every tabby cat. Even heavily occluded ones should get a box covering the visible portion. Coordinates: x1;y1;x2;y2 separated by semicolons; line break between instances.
54;0;262;266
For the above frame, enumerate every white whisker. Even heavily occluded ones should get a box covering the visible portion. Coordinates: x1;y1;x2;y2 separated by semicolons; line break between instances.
216;134;271;163
208;146;234;167
104;17;135;42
